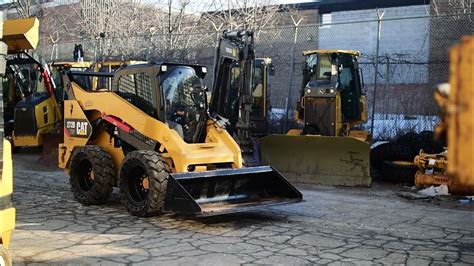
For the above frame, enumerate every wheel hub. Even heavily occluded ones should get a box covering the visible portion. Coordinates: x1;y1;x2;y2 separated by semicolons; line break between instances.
142;176;150;190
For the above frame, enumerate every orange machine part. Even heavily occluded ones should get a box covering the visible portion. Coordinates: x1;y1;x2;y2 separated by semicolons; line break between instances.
447;37;474;195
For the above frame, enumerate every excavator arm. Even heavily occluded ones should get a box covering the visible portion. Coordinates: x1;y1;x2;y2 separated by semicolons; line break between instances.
209;30;255;154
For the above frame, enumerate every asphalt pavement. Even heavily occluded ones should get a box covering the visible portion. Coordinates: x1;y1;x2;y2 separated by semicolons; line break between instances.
9;154;474;265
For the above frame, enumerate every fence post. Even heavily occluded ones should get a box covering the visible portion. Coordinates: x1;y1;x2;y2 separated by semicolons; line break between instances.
284;16;303;133
370;9;385;141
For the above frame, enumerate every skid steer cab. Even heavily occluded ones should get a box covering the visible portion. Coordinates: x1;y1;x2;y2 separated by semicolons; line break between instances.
59;62;301;217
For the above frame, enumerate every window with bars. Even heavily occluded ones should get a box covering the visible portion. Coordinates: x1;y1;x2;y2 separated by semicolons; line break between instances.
117;72;156;117
319;13;332;28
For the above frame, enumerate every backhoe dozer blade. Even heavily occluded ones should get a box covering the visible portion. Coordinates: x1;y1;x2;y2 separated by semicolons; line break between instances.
165;166;302;216
260;135;371;187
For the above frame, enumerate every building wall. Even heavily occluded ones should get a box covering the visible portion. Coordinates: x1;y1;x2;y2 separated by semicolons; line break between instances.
428;0;473;86
318;5;431;84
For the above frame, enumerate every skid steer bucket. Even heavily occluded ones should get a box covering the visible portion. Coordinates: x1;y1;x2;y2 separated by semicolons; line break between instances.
260;135;371;187
164;166;302;216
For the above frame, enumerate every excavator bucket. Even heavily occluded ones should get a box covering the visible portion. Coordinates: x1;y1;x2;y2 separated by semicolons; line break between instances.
260;135;371;187
164;166;302;216
3;17;39;53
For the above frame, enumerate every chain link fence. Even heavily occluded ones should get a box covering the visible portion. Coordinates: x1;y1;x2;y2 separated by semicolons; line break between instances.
36;12;473;140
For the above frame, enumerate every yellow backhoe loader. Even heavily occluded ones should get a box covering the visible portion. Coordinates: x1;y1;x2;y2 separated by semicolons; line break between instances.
260;50;371;186
3;17;62;151
58;61;301;217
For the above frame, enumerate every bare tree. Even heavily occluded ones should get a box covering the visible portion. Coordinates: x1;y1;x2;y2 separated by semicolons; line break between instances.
14;0;33;18
66;0;214;61
201;0;284;37
431;0;473;15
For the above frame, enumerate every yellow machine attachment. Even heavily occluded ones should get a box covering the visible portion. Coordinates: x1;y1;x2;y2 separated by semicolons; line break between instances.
414;150;449;188
3;17;38;53
261;50;371;186
59;62;301;217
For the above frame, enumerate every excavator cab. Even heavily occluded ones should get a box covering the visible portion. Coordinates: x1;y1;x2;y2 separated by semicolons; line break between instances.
229;58;274;137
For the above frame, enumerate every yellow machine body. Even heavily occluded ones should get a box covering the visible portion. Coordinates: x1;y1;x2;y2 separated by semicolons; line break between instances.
446;37;474;194
12;93;60;148
0;140;15;249
261;50;371;186
59;84;243;172
51;61;92;69
3;17;39;53
415;37;474;195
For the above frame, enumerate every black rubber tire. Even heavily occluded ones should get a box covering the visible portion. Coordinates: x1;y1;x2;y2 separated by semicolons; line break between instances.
395;131;444;156
381;160;418;184
0;244;12;266
370;142;413;171
119;150;169;217
69;146;115;205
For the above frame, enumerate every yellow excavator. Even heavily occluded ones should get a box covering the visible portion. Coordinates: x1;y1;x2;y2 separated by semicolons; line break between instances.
209;30;274;165
58;59;302;217
260;50;371;186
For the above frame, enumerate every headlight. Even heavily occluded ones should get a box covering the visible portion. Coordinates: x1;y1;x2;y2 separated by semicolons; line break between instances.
161;65;167;72
202;67;207;74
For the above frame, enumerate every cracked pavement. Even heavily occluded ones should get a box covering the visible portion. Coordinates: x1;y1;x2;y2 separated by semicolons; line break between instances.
10;154;474;265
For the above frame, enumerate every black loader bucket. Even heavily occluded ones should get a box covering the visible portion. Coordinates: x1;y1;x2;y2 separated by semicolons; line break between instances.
164;166;302;216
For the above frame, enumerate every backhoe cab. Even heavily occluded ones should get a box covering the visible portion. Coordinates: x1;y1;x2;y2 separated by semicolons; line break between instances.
59;61;301;217
297;50;368;137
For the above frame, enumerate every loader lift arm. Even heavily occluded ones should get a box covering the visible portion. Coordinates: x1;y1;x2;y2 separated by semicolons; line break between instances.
209;30;255;154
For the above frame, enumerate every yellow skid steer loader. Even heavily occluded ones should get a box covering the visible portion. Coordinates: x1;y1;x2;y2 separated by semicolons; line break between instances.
260;50;371;186
59;62;301;217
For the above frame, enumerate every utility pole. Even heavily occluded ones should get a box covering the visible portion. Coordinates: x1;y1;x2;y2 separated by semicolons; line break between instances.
370;9;385;140
283;15;303;133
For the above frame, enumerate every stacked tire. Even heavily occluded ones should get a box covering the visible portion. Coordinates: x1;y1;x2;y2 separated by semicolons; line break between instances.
370;131;444;184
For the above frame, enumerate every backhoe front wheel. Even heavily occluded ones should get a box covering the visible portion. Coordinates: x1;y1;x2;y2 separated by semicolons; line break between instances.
69;146;115;205
119;150;169;217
